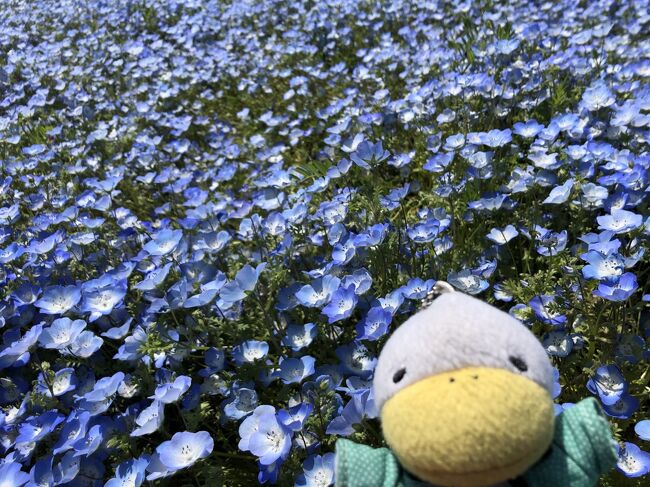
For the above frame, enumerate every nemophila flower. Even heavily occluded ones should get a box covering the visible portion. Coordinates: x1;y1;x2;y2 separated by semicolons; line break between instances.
199;347;226;376
486;225;518;245
336;342;376;379
72;423;105;457
16;410;64;445
232;340;269;366
295;453;335;487
29;454;54;487
533;226;568;256
52;411;90;455
151;375;191;403
275;356;316;384
593;272;638;301
105;456;149;487
143;229;183;256
581;81;615;111
223;387;258;421
447;270;488;295
580;250;625;281
247;411;292;466
321;286;358;323
597;209;643;233
296;276;341;308
586;364;628;406
443;133;465;151
0;461;29;487
37;367;77;397
65;330;103;358
513;120;544;138
542;331;573;357
34;285;81;315
601;393;639;419
529;295;567;326
150;431;213;478
281;323;317;352
331;236;356;265
407;220;441;243
616;442;650;478
401;278;435;300
131;400;165;437
0;324;43;369
350;140;390;169
134;262;174;291
342;268;372;295
356;306;392;341
543;178;574;204
480;128;511;148
39;318;86;349
277;403;312;432
635;420;650;441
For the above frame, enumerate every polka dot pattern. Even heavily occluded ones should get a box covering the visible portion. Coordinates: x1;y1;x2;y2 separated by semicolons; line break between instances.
335;398;617;487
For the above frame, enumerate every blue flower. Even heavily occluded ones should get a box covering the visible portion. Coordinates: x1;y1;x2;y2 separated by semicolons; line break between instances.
275;356;316;384
356;307;392;341
486;225;518;245
80;280;127;321
0;324;43;369
616;442;650;478
400;278;435;300
586;364;627;406
336;342;376;379
232;340;269;366
447;270;488;295
635;420;650;441
601;393;639;419
580;250;625;281
105;457;149;487
246;412;292;465
16;410;64;445
151;376;192;404
34;285;81;315
597;209;643;234
131;400;165;437
543;178;574;204
542;331;573;357
149;431;213;478
223;386;258;420
581;81;615;111
295;453;335;487
0;461;29;487
480;129;511;148
529;295;567;326
37;367;77;397
533;226;567;256
282;323;317;352
321;286;357;323
143;229;183;256
513;120;544;138
277;403;312;432
350;140;390;169
593;272;638;301
39;318;86;349
296;276;341;308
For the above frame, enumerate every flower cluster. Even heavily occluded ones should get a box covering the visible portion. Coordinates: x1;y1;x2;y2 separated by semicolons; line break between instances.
0;0;648;485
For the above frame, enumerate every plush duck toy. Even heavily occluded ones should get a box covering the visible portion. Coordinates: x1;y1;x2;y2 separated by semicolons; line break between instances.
335;283;617;487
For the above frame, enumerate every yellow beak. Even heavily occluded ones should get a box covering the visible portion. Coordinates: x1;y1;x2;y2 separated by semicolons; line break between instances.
381;367;555;487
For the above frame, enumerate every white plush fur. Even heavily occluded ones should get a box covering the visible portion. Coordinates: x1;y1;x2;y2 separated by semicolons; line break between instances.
373;292;555;410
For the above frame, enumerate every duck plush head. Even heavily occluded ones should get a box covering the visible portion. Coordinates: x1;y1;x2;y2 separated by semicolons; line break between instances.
335;284;618;487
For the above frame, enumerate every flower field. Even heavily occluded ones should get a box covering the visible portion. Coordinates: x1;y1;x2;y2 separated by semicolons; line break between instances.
0;0;649;485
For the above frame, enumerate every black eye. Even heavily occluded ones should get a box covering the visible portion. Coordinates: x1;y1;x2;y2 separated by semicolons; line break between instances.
393;368;406;383
509;356;527;372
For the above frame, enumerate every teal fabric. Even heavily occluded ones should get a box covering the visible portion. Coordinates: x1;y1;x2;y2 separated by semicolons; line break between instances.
335;398;617;487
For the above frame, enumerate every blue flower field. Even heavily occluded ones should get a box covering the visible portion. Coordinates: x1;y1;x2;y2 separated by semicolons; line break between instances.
0;0;649;485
